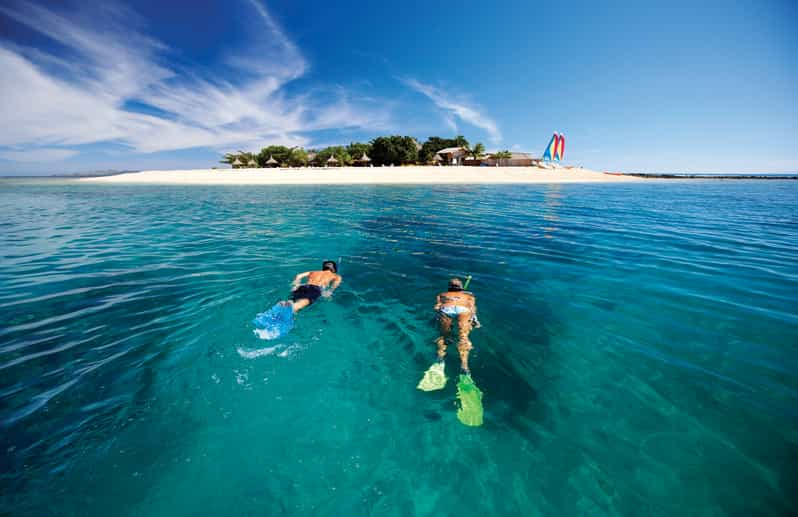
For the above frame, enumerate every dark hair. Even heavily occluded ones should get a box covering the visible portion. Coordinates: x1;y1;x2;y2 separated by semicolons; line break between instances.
322;260;337;273
448;278;463;291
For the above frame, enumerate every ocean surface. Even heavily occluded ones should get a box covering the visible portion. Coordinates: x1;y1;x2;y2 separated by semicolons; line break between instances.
1;179;796;516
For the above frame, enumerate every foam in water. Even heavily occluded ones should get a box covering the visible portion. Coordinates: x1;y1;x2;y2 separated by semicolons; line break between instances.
236;345;282;359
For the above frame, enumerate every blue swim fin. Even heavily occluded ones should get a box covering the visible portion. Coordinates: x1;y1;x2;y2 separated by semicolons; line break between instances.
253;302;294;340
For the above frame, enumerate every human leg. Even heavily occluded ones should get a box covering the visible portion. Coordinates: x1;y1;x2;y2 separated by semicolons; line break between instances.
456;312;474;373
436;314;452;361
291;298;310;313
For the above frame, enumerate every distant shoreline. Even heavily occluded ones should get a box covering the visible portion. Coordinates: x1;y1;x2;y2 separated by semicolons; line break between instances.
4;168;795;182
77;166;646;185
607;173;798;180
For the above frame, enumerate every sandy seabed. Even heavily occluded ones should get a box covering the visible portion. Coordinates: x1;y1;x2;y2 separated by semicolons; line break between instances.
79;166;646;185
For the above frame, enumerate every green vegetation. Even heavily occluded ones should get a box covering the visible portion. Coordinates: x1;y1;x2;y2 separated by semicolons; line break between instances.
221;134;515;168
346;142;372;162
466;142;485;160
257;146;292;167
418;135;469;163
494;150;513;166
369;136;418;165
313;146;351;166
221;150;256;167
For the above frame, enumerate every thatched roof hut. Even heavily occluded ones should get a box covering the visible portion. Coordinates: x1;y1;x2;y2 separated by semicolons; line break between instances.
232;157;243;168
326;155;339;167
266;155;278;168
247;159;257;168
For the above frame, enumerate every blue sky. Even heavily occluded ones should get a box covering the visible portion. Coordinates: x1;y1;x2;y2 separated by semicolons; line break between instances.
0;0;795;175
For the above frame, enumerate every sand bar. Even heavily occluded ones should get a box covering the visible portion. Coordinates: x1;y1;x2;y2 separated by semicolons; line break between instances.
80;166;646;185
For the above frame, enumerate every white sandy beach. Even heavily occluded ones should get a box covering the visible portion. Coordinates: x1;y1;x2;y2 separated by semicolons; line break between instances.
80;166;645;185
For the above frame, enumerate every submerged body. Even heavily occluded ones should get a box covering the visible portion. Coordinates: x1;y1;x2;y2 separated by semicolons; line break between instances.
290;261;342;314
252;260;341;340
434;278;478;373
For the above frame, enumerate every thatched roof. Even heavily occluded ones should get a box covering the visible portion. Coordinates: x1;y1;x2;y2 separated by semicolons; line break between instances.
247;159;257;166
359;153;371;162
266;155;277;164
438;146;467;154
327;155;338;163
432;154;442;162
232;157;242;165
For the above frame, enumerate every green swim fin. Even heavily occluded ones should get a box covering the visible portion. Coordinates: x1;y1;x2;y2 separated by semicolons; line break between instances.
456;374;483;426
417;361;447;391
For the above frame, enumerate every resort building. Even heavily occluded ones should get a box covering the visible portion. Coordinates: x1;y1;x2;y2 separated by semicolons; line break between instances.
481;152;540;167
326;156;339;167
265;155;278;168
434;147;468;165
232;157;243;169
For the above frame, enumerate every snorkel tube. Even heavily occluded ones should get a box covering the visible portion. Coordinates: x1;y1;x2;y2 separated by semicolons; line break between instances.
463;275;472;290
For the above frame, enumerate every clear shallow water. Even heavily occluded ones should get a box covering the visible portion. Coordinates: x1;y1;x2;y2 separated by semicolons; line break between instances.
1;180;796;516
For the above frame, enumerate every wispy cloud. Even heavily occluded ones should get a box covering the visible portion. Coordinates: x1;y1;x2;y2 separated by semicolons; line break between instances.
0;1;389;161
400;77;501;144
0;148;79;162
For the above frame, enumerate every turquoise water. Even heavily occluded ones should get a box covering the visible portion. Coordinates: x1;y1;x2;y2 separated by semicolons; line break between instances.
1;180;797;516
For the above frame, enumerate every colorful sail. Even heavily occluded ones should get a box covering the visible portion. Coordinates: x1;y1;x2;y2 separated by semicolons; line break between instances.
542;132;557;161
555;133;565;161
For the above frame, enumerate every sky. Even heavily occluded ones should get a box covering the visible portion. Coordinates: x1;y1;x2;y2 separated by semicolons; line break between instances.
0;0;796;175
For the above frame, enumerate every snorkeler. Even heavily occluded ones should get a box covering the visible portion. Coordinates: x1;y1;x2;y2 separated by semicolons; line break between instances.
434;277;480;373
289;260;342;314
252;260;341;340
418;277;484;426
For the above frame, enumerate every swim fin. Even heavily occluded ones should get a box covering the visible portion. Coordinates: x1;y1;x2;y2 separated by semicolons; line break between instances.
456;374;483;426
417;361;447;391
252;302;294;340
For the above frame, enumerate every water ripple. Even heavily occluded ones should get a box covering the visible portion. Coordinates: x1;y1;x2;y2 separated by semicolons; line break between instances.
0;181;796;515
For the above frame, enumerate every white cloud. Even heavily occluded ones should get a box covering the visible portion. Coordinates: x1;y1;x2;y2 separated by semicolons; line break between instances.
0;148;79;162
401;77;501;143
0;1;389;160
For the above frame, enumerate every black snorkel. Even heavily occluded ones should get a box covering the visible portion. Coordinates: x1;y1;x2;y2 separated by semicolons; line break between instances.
322;260;338;273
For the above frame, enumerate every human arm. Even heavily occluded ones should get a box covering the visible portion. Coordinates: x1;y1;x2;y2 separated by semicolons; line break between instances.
433;294;442;311
469;296;481;328
291;272;310;289
322;275;342;298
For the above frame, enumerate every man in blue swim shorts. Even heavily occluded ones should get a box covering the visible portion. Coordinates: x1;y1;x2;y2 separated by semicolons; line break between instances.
289;260;342;314
434;278;480;374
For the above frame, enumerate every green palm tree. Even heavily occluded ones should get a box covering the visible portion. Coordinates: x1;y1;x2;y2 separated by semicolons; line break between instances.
494;150;512;167
467;142;486;160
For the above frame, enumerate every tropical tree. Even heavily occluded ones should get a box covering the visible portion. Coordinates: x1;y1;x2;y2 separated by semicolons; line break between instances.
453;135;468;148
221;150;257;167
346;142;372;162
466;142;485;160
370;135;419;166
288;148;308;167
257;146;292;167
419;136;470;163
494;150;513;167
314;146;352;166
220;152;240;166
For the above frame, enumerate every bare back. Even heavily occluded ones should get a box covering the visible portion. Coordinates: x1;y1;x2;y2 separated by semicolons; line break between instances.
437;290;475;309
305;270;340;288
